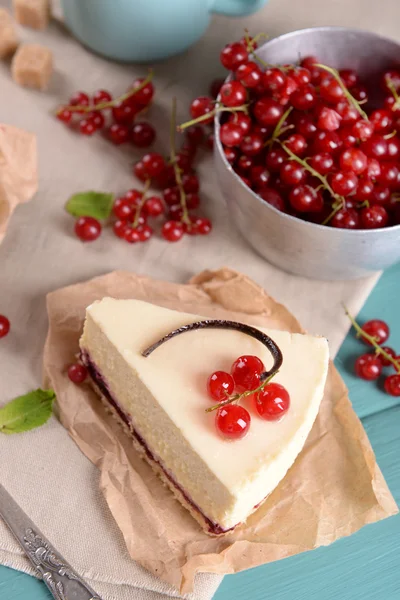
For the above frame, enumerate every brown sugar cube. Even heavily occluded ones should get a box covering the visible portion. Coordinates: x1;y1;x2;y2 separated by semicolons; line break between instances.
13;0;50;30
12;44;53;90
0;8;19;58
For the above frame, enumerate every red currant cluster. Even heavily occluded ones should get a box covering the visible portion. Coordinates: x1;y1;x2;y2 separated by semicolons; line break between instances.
207;354;290;440
183;33;400;229
346;310;400;396
56;74;156;147
0;314;10;339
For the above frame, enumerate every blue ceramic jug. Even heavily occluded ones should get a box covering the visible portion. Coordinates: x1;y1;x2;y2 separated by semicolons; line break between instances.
61;0;269;62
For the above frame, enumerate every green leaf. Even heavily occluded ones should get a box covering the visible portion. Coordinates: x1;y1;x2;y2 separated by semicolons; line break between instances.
0;389;55;434
65;191;114;220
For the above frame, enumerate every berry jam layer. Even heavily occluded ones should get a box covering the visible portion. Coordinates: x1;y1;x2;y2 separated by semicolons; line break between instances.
80;350;236;535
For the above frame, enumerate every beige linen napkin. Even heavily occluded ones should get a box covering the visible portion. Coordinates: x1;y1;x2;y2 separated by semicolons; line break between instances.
1;0;399;598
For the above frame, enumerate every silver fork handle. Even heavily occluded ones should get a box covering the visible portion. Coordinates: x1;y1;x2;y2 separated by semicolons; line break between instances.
0;483;102;600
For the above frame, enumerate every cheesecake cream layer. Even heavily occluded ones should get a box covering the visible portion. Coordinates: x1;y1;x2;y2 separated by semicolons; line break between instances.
80;299;329;532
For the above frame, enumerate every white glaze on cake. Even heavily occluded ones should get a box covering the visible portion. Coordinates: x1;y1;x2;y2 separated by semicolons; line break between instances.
80;298;329;533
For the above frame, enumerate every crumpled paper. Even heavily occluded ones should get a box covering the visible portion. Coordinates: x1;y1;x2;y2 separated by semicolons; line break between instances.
43;268;398;594
0;124;37;244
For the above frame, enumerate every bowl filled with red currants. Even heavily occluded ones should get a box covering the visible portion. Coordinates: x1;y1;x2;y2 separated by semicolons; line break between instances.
213;27;400;280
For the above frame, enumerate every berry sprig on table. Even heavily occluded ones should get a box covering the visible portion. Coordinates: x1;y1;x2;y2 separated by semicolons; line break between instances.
63;95;212;243
56;72;156;147
207;355;290;440
179;32;400;229
345;307;400;396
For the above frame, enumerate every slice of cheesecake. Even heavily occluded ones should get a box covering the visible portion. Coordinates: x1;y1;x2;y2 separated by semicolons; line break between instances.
79;298;329;535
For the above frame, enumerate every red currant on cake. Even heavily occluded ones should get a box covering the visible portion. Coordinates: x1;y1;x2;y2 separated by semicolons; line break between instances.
215;404;251;440
207;371;235;401
231;355;265;392
255;383;290;420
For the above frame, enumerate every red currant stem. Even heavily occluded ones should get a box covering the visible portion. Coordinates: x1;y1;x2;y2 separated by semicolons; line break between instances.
357;200;370;209
205;370;278;413
383;130;398;140
170;98;190;225
243;29;268;52
281;140;344;203
178;104;247;131
387;81;400;111
58;70;154;114
315;64;369;120
265;106;293;148
344;305;400;373
132;179;151;228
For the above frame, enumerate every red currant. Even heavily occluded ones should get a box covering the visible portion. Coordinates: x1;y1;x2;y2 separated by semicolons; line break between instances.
386;136;400;160
381;68;400;93
236;62;262;88
182;173;200;194
294;114;317;138
377;347;397;367
220;42;248;70
339;148;367;175
339;69;358;88
228;112;252;134
163;187;180;206
220;81;247;107
136;224;153;242
280;161;306;186
113;197;133;220
371;185;391;207
354;354;382;380
224;147;237;164
291;67;311;86
317;106;342;131
353;178;374;201
259;188;286;212
360;205;389;229
162;220;184;242
366;158;381;181
240;132;263;156
352;119;374;142
384;374;400;396
93;89;112;105
309;153;334;175
320;76;345;103
289;184;323;212
79;118;97;136
351;84;368;103
88;111;105;129
69;91;89;111
254;97;284;126
186;193;200;209
124;227;141;244
220;122;244;147
190;96;214;124
313;131;341;154
361;319;390;345
379;163;399;189
331;208;359;229
361;135;388;160
112;101;137;125
56;108;72;123
231;355;264;392
215;404;250;440
265;147;286;171
144;196;164;217
290;84;317;110
128;78;154;106
255;382;290;420
285;133;307;157
186;126;204;146
370;109;393;133
113;219;129;239
74;216;102;242
130;122;156;147
196;217;212;235
330;171;358;196
142;152;166;178
207;371;234;400
109;123;129;145
262;68;287;92
67;363;87;384
0;315;10;338
250;166;271;189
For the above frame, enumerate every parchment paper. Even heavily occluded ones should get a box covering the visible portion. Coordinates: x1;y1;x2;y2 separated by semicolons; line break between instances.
43;268;398;594
0;124;37;244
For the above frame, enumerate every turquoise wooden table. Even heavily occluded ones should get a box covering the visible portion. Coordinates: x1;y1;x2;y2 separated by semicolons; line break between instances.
1;263;399;600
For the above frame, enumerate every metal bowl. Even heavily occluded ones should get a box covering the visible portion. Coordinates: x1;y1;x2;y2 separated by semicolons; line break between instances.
214;27;400;280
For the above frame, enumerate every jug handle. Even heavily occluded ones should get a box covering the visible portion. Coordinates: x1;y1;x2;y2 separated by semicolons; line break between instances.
210;0;267;17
